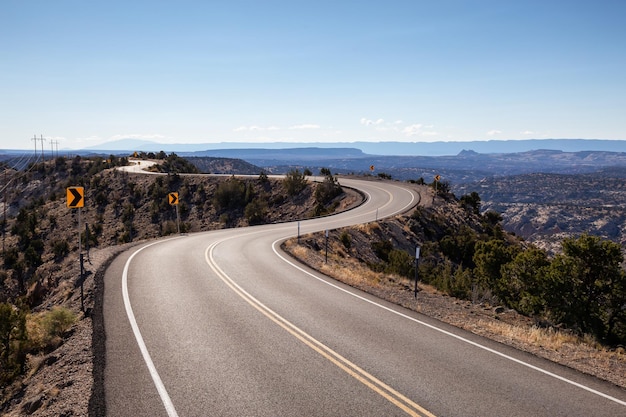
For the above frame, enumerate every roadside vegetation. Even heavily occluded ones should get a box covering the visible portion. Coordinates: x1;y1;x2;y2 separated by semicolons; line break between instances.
2;153;625;407
289;179;626;349
0;155;346;395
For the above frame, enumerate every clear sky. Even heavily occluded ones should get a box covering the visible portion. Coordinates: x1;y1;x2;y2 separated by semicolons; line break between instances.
1;0;625;150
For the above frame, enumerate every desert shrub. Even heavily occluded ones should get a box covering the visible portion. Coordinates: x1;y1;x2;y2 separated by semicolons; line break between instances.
244;198;268;225
213;178;246;211
161;220;178;236
340;231;351;249
0;302;27;385
51;239;70;261
24;241;44;268
4;247;19;269
473;238;519;301
387;249;414;278
459;192;481;214
545;234;626;344
314;171;342;205
500;247;551;316
26;307;76;352
283;169;307;196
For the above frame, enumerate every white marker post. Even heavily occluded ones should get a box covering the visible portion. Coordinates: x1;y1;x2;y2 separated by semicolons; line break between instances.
325;229;329;263
414;246;421;299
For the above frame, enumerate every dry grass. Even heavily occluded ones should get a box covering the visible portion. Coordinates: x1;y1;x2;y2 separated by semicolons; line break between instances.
283;238;626;387
356;222;380;234
319;261;384;288
478;319;581;351
26;306;77;351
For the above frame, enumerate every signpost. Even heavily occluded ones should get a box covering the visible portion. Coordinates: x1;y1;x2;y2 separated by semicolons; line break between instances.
67;187;85;312
66;187;84;253
325;229;329;263
169;192;180;234
414;246;421;299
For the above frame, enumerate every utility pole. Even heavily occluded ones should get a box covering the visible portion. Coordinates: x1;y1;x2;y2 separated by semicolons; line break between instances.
39;135;46;161
49;139;60;159
32;135;38;160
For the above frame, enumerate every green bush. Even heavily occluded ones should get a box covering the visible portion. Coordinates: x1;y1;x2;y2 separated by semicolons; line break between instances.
283;169;308;196
27;306;76;351
244;198;268;225
51;239;70;260
213;178;246;210
0;302;27;385
545;234;626;344
340;231;351;249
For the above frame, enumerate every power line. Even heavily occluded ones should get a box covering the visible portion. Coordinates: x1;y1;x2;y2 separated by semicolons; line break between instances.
39;134;46;162
31;135;38;160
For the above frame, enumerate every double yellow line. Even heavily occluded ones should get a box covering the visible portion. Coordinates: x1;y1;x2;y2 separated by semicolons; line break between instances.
205;241;436;417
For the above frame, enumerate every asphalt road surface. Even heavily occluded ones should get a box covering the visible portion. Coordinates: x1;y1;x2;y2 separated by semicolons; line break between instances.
103;177;626;416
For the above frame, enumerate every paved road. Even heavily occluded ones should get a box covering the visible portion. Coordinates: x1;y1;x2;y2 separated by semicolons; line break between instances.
103;177;626;416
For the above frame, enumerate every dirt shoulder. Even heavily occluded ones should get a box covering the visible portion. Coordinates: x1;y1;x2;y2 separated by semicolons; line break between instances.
282;235;626;390
2;181;624;417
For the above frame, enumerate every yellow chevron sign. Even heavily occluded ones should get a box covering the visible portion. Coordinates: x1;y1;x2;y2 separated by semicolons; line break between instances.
66;187;84;208
169;192;179;205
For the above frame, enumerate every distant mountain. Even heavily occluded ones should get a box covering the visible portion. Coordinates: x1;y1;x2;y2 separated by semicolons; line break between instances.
81;138;626;156
84;138;158;151
186;157;262;175
186;147;367;161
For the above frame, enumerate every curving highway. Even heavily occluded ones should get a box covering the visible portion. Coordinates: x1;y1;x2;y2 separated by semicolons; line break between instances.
102;176;626;416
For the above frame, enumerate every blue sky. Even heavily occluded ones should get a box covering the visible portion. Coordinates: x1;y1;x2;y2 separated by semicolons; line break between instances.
1;0;625;150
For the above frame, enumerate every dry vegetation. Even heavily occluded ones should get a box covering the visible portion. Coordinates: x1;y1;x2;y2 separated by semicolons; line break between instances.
2;157;626;416
283;218;626;389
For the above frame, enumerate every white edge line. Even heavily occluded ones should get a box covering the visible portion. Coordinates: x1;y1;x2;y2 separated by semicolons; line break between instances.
122;239;181;417
272;239;626;407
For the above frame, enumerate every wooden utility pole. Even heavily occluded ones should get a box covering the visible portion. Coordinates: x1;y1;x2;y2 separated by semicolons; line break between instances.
32;135;38;159
39;135;46;161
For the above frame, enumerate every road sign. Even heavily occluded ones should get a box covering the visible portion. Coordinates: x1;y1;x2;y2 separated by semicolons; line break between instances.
434;175;441;181
169;192;179;205
67;187;84;208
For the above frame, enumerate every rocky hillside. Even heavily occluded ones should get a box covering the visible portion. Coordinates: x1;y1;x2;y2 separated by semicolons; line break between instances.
454;168;626;254
0;156;357;414
2;156;625;415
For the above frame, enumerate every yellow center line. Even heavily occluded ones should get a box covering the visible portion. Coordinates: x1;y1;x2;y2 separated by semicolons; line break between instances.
206;241;436;417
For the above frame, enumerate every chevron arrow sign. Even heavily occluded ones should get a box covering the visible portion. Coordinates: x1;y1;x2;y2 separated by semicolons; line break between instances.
66;187;84;208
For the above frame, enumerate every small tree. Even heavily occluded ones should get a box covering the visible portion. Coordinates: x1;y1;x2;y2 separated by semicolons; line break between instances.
213;177;246;210
460;192;481;214
500;247;551;315
472;239;519;303
315;169;342;205
0;303;27;385
283;169;307;196
244;198;268;225
545;234;626;344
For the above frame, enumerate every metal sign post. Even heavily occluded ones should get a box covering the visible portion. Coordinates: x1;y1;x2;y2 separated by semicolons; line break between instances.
414;246;421;299
169;192;180;234
325;229;329;263
67;187;86;312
